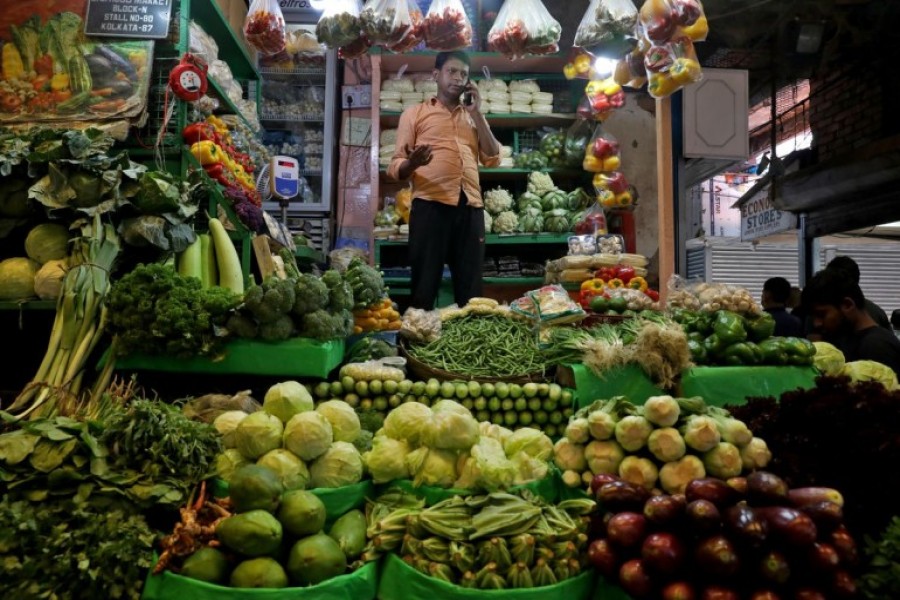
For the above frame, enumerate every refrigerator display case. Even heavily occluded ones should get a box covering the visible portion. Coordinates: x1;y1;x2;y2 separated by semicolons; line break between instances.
258;23;337;248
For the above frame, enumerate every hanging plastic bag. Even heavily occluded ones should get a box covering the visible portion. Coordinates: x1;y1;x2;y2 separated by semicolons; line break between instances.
593;171;634;210
422;0;472;51
361;0;413;47
614;47;649;89
564;118;593;168
244;0;287;56
573;203;609;237
584;76;626;122
639;0;707;45
386;0;425;52
486;0;562;59
646;35;702;98
583;125;621;174
316;0;363;48
339;34;373;60
574;0;639;58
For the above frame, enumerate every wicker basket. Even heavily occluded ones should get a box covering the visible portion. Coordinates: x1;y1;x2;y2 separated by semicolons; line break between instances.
399;341;551;384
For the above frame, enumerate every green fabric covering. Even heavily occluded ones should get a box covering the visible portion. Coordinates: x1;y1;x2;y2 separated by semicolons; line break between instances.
377;554;597;600
384;473;559;506
593;576;634;600
677;366;819;407
142;559;377;600
568;363;666;408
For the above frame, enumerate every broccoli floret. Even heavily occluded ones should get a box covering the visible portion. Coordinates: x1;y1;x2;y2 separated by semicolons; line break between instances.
345;258;386;309
352;429;374;453
201;286;242;323
258;314;295;341
299;309;346;341
328;279;354;313
226;313;259;338
243;276;296;323
357;409;385;434
320;269;343;289
292;273;329;316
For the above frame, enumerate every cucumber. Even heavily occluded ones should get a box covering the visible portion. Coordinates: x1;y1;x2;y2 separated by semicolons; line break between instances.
56;91;91;113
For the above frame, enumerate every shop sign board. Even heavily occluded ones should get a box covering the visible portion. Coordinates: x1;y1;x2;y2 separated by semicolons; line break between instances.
740;193;797;241
278;0;324;18
85;0;173;39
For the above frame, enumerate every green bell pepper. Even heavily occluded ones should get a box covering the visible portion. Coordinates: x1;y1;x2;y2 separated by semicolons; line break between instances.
721;342;760;366
688;331;705;344
687;339;708;364
758;338;788;365
713;311;748;345
703;333;728;358
782;336;816;358
745;312;776;342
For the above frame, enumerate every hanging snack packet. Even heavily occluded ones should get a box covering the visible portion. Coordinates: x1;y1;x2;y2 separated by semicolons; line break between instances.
244;0;287;55
574;0;639;58
316;0;363;48
361;0;413;47
387;0;425;52
423;0;473;51
487;0;561;60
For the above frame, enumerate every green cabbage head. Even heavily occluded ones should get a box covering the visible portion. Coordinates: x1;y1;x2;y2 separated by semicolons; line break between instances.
263;380;314;423
842;360;899;390
283;412;333;461
813;342;845;376
309;441;364;488
363;436;410;484
234;411;284;459
315;400;361;443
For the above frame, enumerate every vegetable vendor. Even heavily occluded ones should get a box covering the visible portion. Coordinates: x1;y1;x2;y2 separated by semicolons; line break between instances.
761;277;803;337
801;268;900;376
387;51;501;309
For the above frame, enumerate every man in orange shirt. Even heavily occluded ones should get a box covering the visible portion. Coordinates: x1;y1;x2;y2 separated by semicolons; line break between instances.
388;51;501;309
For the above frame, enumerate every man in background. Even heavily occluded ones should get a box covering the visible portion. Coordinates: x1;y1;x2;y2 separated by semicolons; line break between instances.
801;269;900;375
388;51;501;309
762;277;803;337
826;255;891;329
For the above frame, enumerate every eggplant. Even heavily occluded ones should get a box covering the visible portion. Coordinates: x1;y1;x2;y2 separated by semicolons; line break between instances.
798;501;843;533
700;585;740;600
756;506;817;546
695;535;740;578
746;471;789;506
829;526;859;566
591;473;619;494
724;503;768;548
597;480;651;513
759;550;791;586
794;589;826;600
606;512;648;549
807;542;840;572
832;569;857;597
108;80;134;98
95;45;138;80
618;559;654;598
641;532;686;575
644;494;686;527
587;538;619;578
787;486;844;508
686;499;722;535
685;478;739;508
662;581;697;600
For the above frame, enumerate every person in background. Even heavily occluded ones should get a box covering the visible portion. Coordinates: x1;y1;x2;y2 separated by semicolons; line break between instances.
801;268;900;375
762;277;804;337
388;51;501;309
826;255;892;330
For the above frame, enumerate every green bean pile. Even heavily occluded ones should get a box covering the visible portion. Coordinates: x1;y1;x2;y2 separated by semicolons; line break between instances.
406;314;547;377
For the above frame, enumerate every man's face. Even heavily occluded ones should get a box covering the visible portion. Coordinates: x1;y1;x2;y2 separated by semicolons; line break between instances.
810;302;850;336
434;58;469;97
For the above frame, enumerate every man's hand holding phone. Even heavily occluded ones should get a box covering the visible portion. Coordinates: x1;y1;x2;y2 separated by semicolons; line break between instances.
462;81;480;114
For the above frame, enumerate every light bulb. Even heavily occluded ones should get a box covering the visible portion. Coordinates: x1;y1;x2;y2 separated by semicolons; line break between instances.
593;57;618;78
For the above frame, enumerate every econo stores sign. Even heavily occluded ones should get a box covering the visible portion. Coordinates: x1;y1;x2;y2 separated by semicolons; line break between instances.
740;194;797;241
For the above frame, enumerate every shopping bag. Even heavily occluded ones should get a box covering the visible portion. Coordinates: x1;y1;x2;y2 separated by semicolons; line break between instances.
486;0;562;59
422;0;473;51
316;0;363;49
244;0;287;55
361;0;413;47
574;0;639;58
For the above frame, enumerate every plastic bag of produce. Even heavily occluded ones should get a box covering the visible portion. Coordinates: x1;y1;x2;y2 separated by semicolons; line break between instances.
385;0;425;52
487;0;562;59
339;34;373;60
614;48;650;89
574;0;638;57
539;128;566;165
143;556;378;599
584;125;621;173
361;0;413;47
645;36;703;99
564;118;593;167
422;0;473;51
377;554;596;600
572;204;608;237
584;77;626;122
639;0;708;45
316;0;363;48
244;0;287;55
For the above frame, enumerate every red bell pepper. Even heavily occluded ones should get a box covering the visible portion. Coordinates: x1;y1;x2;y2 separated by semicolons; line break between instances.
615;265;636;284
204;163;234;187
182;122;215;145
645;289;660;302
595;266;617;282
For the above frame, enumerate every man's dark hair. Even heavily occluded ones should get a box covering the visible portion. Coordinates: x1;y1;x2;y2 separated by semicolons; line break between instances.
801;268;866;311
826;255;860;283
435;51;471;70
763;277;792;304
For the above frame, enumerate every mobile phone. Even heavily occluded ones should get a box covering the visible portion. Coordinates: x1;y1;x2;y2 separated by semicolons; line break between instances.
463;79;473;106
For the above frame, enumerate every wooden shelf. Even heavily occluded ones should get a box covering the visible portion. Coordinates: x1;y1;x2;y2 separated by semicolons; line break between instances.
375;51;567;74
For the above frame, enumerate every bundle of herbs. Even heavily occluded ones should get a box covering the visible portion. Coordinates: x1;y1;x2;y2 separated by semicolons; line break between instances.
0;495;156;600
727;375;900;537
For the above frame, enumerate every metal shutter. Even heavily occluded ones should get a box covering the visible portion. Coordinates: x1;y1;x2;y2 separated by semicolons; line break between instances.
686;245;706;280
708;241;800;302
817;243;900;315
